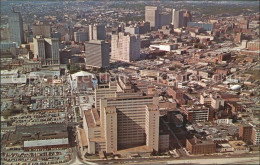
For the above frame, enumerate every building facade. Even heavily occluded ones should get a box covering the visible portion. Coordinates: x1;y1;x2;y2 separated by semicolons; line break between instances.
145;6;159;31
85;40;110;68
111;32;140;62
32;24;51;38
33;36;60;65
8;10;24;46
83;78;161;154
172;9;185;28
89;24;106;41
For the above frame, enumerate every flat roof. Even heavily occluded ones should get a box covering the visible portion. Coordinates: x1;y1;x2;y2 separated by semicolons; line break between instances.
24;138;69;148
84;110;96;128
79;128;88;147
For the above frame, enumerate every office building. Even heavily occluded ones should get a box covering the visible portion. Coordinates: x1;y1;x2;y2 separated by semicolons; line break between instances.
85;40;109;68
111;32;140;62
159;13;172;28
172;9;185;28
251;127;260;145
239;124;253;143
145;6;159;31
8;10;24;46
124;26;139;35
94;81;118;111
139;22;150;34
74;31;88;43
32;24;51;38
182;105;212;123
89;24;106;41
183;11;192;27
83;78;160;154
33;36;60;65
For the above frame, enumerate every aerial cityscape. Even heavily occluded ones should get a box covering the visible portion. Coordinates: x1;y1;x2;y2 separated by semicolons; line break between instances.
0;0;259;165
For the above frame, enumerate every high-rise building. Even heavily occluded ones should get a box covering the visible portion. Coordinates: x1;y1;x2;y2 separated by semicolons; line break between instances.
85;40;110;68
172;9;185;28
239;124;253;143
83;78;160;154
74;31;88;43
145;6;159;31
111;32;140;62
124;26;139;35
89;24;106;41
159;13;172;28
8;10;24;46
33;36;60;65
32;24;51;38
94;81;117;111
183;11;192;27
139;22;150;34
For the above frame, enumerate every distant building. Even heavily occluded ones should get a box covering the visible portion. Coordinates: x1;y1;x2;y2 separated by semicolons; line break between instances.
251;127;260;145
239;124;253;143
85;40;110;68
247;40;260;51
111;32;140;62
183;11;192;27
74;31;88;43
187;22;214;31
89;24;106;41
0;42;17;56
32;24;51;38
159;13;171;28
182;105;213;123
124;26;139;35
139;22;150;34
218;52;231;63
172;9;185;28
145;6;160;31
33;36;60;65
8;10;24;46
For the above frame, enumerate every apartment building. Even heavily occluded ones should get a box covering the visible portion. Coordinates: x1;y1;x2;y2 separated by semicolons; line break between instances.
182;105;212;123
111;32;140;62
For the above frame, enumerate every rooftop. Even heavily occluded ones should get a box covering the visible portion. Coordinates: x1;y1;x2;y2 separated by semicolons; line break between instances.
24;138;69;148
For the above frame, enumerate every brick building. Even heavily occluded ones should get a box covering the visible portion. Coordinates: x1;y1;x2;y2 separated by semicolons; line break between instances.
186;137;216;155
239;124;253;143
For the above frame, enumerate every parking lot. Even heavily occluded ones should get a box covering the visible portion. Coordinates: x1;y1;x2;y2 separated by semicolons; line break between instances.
10;111;66;126
1;148;72;165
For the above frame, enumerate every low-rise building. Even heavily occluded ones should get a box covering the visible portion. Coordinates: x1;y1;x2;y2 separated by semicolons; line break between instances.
186;136;216;155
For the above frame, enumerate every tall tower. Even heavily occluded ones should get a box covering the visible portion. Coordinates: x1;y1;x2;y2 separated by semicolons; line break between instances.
111;32;140;62
183;11;192;27
33;36;60;65
172;9;185;28
145;6;159;31
85;40;110;68
8;10;24;46
32;24;51;38
89;24;106;41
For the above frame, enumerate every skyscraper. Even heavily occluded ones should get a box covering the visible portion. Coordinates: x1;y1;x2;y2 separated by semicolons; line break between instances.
85;40;110;68
8;10;24;46
83;78;160;154
183;11;192;27
32;24;51;38
145;6;160;31
33;36;60;65
172;9;185;28
111;32;140;62
74;31;88;43
89;24;106;41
